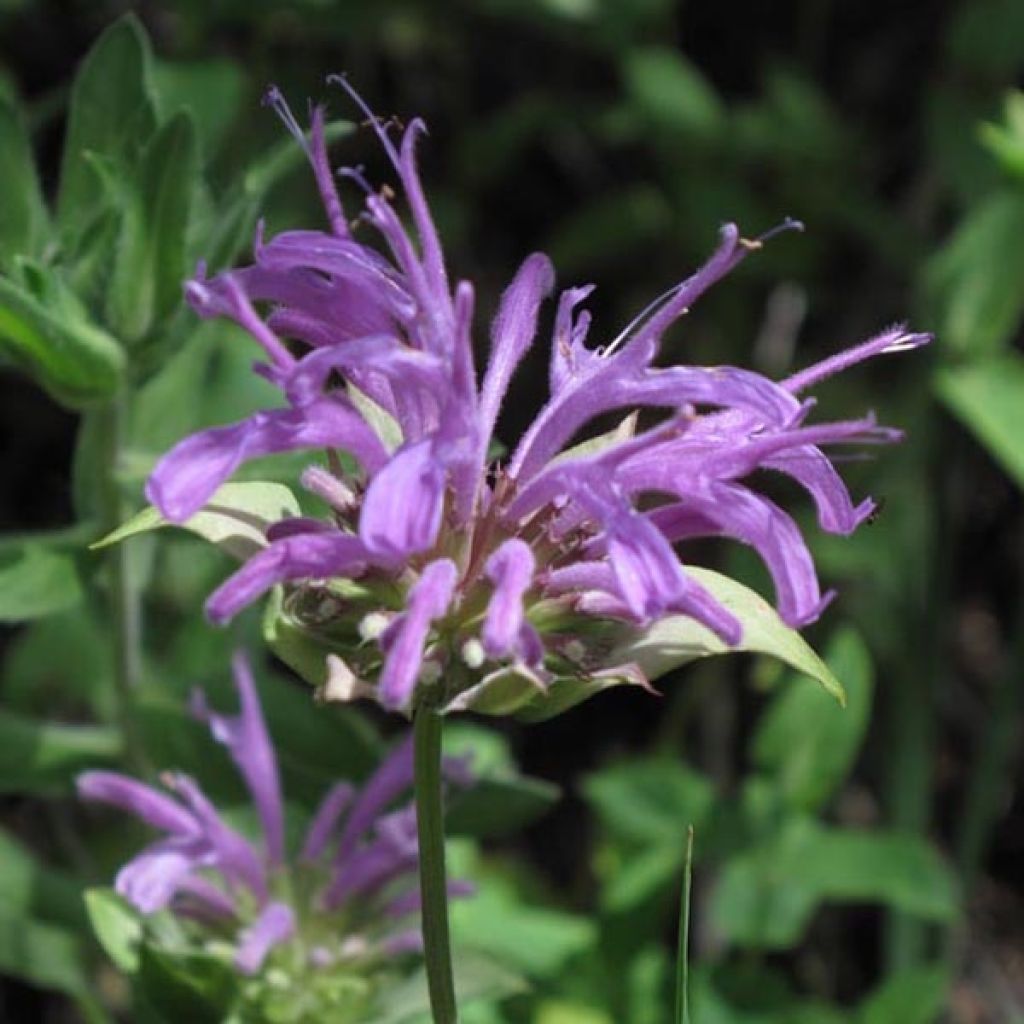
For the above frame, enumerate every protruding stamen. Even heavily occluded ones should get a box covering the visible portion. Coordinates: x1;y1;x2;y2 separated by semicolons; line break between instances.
262;85;311;156
604;282;687;359
327;73;402;173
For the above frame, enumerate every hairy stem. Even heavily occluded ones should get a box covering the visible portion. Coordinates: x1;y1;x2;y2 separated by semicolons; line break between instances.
98;396;146;772
413;706;458;1024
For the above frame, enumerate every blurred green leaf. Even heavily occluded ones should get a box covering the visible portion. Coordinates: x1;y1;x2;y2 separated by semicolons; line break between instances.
445;724;559;838
0;271;125;407
584;758;714;846
711;819;958;949
622;47;724;141
2;608;112;717
0;709;120;794
374;952;527;1024
0;904;90;996
947;0;1024;77
924;191;1024;356
57;14;157;244
85;888;143;974
535;1002;613;1024
135;944;239;1024
106;110;199;342
936;352;1024;489
980;90;1024;180
612;567;846;704
0;97;48;264
752;628;873;811
856;966;949;1024
452;866;595;979
0;828;86;929
0;541;83;621
546;185;671;275
95;481;301;561
603;843;685;914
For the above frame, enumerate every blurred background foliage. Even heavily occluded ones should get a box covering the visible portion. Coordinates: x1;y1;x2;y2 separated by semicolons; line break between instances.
0;0;1021;1021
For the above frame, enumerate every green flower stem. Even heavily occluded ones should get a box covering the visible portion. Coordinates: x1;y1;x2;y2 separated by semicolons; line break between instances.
413;705;458;1024
98;395;146;773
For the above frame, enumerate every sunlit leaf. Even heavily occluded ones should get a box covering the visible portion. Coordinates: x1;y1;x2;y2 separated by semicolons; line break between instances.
93;481;300;560
85;888;143;974
611;567;846;703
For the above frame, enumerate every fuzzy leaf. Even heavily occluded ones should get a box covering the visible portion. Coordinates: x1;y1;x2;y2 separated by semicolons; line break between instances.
85;889;143;974
57;15;157;244
0;273;124;407
0;97;49;264
106;110;199;342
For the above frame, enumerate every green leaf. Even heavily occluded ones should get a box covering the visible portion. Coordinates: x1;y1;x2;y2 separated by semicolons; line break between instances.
711;819;958;949
751;628;873;811
447;776;559;839
584;758;715;846
85;888;143;974
0;97;49;264
856;966;949;1024
0;542;83;621
106;110;199;342
0;272;125;407
0;709;120;794
923;191;1024;356
936;353;1024;489
622;47;725;141
135;944;239;1024
453;886;595;981
373;952;527;1024
151;58;245;159
0;828;86;929
610;567;846;703
57;14;157;242
94;481;301;560
0;903;90;996
604;843;686;915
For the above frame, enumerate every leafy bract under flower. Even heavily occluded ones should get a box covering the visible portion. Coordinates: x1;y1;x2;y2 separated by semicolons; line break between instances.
78;653;472;987
141;81;930;715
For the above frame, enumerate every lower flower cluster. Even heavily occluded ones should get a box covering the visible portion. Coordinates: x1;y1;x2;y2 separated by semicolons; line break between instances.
78;653;472;1014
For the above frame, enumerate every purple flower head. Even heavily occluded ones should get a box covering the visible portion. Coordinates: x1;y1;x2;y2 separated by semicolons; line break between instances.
144;82;930;714
78;653;472;984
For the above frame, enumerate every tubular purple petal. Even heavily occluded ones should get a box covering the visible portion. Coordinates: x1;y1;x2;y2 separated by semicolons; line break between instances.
77;772;198;836
167;774;267;900
301;781;355;862
335;735;414;863
782;327;932;394
235;902;296;975
478;253;556;444
378;559;458;709
359;440;447;561
146;400;388;523
482;539;536;659
115;839;204;914
190;653;287;867
206;532;369;625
